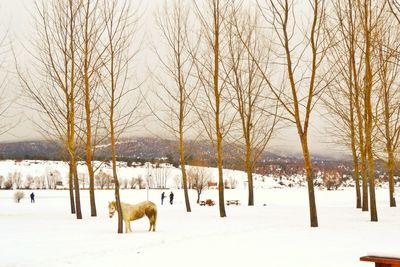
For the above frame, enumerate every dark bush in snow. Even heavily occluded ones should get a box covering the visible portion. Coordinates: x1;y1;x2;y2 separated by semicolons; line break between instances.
3;179;13;190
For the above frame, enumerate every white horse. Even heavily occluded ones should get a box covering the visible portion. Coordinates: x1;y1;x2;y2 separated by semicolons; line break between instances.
108;201;157;233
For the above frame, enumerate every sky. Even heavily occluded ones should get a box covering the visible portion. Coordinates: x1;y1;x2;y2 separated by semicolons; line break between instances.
0;0;341;158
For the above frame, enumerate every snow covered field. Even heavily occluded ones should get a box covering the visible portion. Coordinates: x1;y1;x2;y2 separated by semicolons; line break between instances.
1;188;399;267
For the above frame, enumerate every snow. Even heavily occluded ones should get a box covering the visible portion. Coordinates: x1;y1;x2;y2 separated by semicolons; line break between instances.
1;188;399;267
0;160;283;190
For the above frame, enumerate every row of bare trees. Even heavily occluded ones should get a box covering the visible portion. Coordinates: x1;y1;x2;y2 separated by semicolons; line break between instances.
153;1;279;219
17;0;140;233
323;0;400;223
154;0;327;226
153;0;400;227
10;0;400;230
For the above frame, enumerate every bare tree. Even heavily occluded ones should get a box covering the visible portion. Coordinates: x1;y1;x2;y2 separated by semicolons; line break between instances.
24;175;35;189
375;14;400;207
122;178;129;189
388;0;400;23
103;0;141;233
95;170;110;189
14;191;25;203
323;0;364;209
9;172;22;189
77;0;106;217
18;0;85;218
226;5;278;206
192;0;233;218
188;166;209;204
252;0;331;227
355;0;384;222
153;0;198;212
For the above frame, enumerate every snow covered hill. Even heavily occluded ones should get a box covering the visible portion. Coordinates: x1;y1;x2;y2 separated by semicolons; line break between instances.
0;160;398;191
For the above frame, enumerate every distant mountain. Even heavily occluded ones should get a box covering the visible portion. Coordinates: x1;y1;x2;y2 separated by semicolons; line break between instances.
0;137;345;163
0;140;61;159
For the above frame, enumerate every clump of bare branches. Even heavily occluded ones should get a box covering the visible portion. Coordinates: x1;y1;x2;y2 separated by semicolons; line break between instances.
14;191;25;203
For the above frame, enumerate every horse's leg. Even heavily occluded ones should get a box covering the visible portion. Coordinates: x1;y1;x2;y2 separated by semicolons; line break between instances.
149;215;156;232
124;220;129;233
127;221;132;233
148;217;152;231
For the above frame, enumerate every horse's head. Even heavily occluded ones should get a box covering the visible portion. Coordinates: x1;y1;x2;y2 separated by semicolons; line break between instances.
108;201;117;218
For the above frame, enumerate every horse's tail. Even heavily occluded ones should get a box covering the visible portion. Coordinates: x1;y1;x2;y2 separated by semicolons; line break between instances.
153;206;157;225
150;202;157;231
150;203;157;226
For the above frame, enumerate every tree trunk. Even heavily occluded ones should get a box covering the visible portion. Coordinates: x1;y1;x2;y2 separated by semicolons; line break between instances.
68;163;76;214
349;18;368;211
180;141;191;212
348;77;361;209
213;0;226;218
363;0;377;221
351;148;362;209
245;143;254;206
84;57;96;217
69;2;81;220
383;84;396;207
179;86;191;212
88;158;96;216
72;161;82;219
300;134;318;227
366;133;378;221
216;110;226;217
111;112;123;233
354;81;368;211
387;152;396;207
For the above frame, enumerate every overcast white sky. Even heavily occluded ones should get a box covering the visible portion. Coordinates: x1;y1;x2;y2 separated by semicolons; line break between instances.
0;0;341;157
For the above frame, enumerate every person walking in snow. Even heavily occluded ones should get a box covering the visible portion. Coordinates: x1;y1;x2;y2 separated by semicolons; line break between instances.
169;191;174;205
30;192;35;203
161;192;166;205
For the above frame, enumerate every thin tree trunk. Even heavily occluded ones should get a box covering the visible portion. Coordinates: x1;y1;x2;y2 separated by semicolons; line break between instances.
387;151;396;207
382;74;396;207
109;37;123;232
363;0;377;222
352;55;368;212
84;32;97;217
350;145;362;209
72;159;82;219
382;76;397;207
213;0;226;218
348;63;361;209
178;45;191;212
245;143;254;206
68;162;76;214
111;124;123;233
179;131;191;212
301;134;318;227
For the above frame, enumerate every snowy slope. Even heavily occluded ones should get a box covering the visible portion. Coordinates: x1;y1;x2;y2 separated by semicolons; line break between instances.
0;160;282;189
1;160;398;191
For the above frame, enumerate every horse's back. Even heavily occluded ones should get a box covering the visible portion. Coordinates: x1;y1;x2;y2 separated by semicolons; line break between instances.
137;201;157;216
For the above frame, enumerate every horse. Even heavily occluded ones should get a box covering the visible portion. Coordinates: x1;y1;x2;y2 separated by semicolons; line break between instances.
108;200;157;233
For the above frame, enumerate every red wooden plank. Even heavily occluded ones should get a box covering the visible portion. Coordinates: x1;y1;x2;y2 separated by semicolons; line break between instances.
360;256;400;266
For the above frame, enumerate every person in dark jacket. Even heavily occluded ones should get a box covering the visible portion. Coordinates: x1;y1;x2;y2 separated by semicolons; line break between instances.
169;191;174;205
30;192;35;203
161;192;166;205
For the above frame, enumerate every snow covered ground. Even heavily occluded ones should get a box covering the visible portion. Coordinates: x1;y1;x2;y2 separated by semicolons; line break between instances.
1;188;399;267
